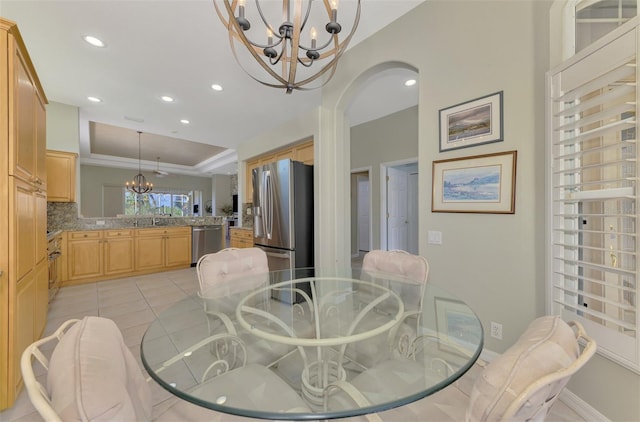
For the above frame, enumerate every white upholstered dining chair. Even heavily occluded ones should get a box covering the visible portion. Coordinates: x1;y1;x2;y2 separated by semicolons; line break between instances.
21;316;310;422
196;247;313;368
326;315;597;422
345;249;429;368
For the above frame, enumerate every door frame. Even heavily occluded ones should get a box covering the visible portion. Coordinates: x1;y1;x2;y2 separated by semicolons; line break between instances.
380;157;418;251
351;166;372;257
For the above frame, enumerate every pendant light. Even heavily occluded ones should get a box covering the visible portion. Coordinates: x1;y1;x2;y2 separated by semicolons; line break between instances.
125;131;153;194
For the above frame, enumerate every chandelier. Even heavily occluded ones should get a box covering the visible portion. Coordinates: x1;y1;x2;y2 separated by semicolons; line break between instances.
125;131;153;194
214;0;361;94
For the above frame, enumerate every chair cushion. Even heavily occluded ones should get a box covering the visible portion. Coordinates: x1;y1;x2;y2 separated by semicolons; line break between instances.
467;316;579;422
47;316;152;421
362;250;428;286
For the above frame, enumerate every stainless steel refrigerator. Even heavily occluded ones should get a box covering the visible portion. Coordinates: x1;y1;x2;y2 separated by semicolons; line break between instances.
253;159;313;303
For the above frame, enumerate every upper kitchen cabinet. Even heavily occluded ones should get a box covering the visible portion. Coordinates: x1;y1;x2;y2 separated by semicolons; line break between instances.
8;25;47;189
244;139;314;203
46;150;77;202
0;17;48;410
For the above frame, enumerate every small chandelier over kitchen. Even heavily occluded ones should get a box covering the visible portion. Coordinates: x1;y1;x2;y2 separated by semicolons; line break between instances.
214;0;361;94
125;131;153;194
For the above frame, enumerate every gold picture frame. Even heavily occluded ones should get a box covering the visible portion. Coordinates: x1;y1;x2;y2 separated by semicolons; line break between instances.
432;150;517;214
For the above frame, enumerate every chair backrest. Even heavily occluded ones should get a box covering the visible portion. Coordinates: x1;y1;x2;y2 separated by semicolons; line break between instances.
196;247;269;299
361;249;429;310
21;316;152;422
467;316;596;422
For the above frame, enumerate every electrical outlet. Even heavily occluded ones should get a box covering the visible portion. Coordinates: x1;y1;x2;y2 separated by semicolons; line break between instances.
490;321;503;340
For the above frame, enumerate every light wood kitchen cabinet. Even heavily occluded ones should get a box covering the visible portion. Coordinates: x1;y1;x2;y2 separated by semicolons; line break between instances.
0;18;48;409
244;139;314;204
135;227;192;272
230;228;254;248
103;230;135;276
46;150;77;202
34;259;48;340
14;273;36;398
66;229;136;282
294;140;314;165
164;228;192;267
62;227;192;286
67;231;103;280
246;158;260;202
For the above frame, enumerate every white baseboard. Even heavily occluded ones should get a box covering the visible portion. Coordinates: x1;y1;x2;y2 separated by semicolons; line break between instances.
558;389;610;422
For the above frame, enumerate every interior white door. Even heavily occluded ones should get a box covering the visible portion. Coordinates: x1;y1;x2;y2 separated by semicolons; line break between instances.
387;167;408;251
357;175;370;252
407;172;418;254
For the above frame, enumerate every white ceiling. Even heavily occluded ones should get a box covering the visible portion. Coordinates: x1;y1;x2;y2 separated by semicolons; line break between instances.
0;0;421;176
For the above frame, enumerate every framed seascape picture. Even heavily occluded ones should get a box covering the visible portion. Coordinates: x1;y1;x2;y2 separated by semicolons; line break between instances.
439;91;503;152
432;150;517;214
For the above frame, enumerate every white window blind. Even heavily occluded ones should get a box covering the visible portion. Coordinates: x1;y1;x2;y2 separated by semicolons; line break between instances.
548;24;639;370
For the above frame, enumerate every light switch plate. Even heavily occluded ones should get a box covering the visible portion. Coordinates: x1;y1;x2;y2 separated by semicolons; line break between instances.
427;230;442;245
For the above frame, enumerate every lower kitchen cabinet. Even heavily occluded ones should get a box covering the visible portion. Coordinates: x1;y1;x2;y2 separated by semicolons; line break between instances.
135;227;192;271
165;228;192;267
230;228;254;248
103;230;135;276
64;227;192;285
67;231;103;280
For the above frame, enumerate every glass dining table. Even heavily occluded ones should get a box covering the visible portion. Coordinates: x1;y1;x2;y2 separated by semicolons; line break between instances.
141;267;483;420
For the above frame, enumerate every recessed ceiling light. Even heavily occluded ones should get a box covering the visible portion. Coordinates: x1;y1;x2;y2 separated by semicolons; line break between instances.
161;95;174;102
180;119;190;124
83;35;105;48
211;84;223;92
404;79;417;87
87;96;102;103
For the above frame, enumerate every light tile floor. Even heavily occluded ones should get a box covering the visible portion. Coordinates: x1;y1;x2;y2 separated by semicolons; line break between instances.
1;267;585;422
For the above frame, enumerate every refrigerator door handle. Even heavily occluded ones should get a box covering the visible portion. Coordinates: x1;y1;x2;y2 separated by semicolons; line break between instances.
265;251;290;260
265;170;273;239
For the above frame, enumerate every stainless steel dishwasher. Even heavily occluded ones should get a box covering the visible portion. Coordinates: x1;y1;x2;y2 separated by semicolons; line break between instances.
191;225;224;265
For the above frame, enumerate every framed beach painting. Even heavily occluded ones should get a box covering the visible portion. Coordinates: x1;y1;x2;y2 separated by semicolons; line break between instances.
432;150;517;214
439;91;503;152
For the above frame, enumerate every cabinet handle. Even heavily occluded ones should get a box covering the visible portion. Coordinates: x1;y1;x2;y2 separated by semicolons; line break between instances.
83;234;88;237
117;233;121;236
0;270;3;277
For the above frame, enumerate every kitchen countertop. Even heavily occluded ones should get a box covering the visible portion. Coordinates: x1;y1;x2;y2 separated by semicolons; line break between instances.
49;216;225;233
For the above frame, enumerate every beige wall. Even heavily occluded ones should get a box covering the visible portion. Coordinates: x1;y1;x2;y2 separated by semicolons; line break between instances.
46;102;79;153
80;165;212;218
350;106;418;252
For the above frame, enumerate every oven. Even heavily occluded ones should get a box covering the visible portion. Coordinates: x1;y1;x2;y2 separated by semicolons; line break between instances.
47;232;62;302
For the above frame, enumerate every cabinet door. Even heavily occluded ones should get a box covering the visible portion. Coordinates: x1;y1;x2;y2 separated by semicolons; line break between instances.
46;150;77;202
34;259;48;338
294;141;314;165
135;235;165;271
10;46;36;182
165;234;191;267
34;94;46;190
67;234;103;280
12;178;35;282
104;236;135;276
14;273;35;396
34;191;47;265
245;158;260;203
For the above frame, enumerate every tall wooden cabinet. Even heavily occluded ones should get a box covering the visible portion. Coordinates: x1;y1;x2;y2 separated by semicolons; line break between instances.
0;18;48;410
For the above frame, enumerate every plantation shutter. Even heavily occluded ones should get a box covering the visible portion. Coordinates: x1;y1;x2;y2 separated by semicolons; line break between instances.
548;25;639;369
